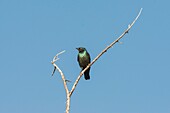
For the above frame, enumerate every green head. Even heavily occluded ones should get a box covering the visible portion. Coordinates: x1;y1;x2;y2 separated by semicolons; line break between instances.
76;47;87;53
76;47;87;57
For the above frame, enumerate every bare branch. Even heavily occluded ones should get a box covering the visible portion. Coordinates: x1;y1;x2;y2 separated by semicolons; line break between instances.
51;50;65;76
51;8;143;113
51;50;70;113
69;8;143;97
52;63;69;94
52;50;66;63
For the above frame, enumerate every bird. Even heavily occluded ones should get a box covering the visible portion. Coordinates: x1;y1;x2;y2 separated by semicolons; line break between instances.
76;47;91;80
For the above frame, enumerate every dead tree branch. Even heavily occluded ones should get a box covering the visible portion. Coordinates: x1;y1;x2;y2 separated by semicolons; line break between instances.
69;8;143;97
51;8;143;113
51;50;70;113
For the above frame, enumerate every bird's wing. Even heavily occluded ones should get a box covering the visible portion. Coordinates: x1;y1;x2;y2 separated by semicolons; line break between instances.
87;52;91;62
77;54;80;62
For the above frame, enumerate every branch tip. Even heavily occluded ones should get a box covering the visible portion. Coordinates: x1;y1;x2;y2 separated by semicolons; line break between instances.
52;50;66;63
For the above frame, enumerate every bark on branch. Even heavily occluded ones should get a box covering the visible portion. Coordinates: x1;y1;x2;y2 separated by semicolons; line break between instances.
51;8;143;113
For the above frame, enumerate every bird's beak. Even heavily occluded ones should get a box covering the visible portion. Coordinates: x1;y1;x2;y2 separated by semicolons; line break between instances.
76;48;79;50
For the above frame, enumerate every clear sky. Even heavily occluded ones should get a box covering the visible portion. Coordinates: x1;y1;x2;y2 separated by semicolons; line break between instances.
0;0;170;113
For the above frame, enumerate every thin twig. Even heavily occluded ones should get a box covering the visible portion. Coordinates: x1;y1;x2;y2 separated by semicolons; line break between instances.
51;66;56;76
52;50;66;63
51;50;66;76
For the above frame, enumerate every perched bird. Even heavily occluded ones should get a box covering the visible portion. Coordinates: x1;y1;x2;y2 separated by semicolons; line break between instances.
76;47;91;80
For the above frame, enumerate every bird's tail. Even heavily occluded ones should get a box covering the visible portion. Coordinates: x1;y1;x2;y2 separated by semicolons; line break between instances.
84;67;90;80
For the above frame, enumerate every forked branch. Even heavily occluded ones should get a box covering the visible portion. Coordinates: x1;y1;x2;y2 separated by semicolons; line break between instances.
51;8;143;113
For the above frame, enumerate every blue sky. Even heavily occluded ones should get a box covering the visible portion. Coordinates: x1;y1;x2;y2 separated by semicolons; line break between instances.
0;0;170;113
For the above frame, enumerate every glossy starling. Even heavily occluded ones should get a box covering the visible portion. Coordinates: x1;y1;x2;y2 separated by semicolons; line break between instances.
76;47;91;80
